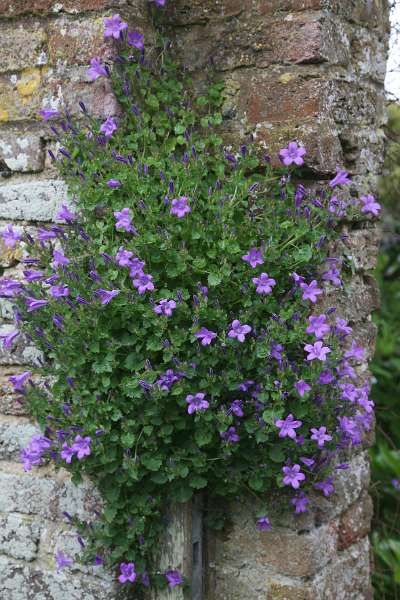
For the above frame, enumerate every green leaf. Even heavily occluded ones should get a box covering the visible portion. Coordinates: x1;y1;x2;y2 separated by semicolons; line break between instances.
208;273;222;287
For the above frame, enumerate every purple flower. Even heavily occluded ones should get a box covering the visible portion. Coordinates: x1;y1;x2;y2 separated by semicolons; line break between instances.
71;435;91;460
0;329;19;349
294;380;311;397
220;426;240;443
335;317;352;336
107;179;121;189
230;400;244;417
115;247;134;267
156;369;182;391
38;228;57;242
319;370;334;385
114;208;136;233
87;58;108;80
242;247;264;268
104;14;128;39
292;272;305;285
165;570;183;588
360;194;381;216
20;435;52;471
306;314;330;339
275;414;302;439
252;273;276;294
60;443;74;464
270;343;284;361
194;327;217;346
228;320;252;343
2;224;22;247
304;341;331;362
339;383;359;403
314;477;334;497
257;516;272;531
279;141;306;167
310;426;332;448
118;562;137;583
170;196;191;218
95;288;120;305
300;456;315;468
154;299;177;317
344;341;365;361
55;551;73;572
26;297;48;312
100;116;118;138
9;371;31;392
282;464;305;489
38;108;59;121
392;479;400;491
57;204;76;223
300;280;323;303
328;195;348;217
53;250;70;268
149;0;167;5
291;493;310;514
128;30;144;49
49;285;70;298
129;257;145;276
132;273;154;294
186;392;209;415
330;168;352;188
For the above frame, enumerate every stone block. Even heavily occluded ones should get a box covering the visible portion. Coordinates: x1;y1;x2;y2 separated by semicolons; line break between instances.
0;418;40;460
0;237;23;268
0;470;57;519
47;16;108;67
0;513;41;561
0;0;131;18
337;225;381;272
338;492;373;550
0;131;45;173
55;471;104;521
0;325;43;367
0;179;68;222
0;375;30;416
0;23;47;73
169;0;252;26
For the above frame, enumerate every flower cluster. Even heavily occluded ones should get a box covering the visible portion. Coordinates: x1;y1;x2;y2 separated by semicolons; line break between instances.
2;11;381;594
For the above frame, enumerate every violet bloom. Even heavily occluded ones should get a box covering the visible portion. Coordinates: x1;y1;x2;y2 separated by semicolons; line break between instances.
339;383;359;403
304;341;331;362
228;320;252;342
344;341;365;361
291;493;310;514
252;273;276;294
116;247;133;267
20;435;52;471
360;194;381;216
306;314;330;339
128;30;144;49
257;516;272;531
118;562;136;584
26;297;48;312
186;392;209;415
300;280;323;303
38;108;59;121
220;426;240;443
55;551;73;573
132;273;154;294
104;14;128;39
129;257;145;276
319;370;334;385
53;250;70;268
38;228;56;242
300;456;315;468
154;299;177;317
275;414;302;439
295;379;311;397
330;168;352;188
2;224;22;247
335;317;352;336
87;57;108;80
107;179;121;189
114;208;136;233
71;435;91;460
100;116;118;138
1;329;19;349
57;204;76;223
9;371;31;392
279;141;306;166
165;570;183;588
24;269;44;282
95;288;120;305
49;285;70;298
314;477;334;497
60;443;74;464
242;247;264;268
292;272;305;285
270;343;284;361
230;400;244;417
310;426;332;448
170;196;191;218
282;464;305;489
322;266;341;286
194;327;217;346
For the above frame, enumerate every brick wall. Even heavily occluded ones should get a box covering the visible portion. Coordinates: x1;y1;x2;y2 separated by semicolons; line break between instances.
0;1;390;599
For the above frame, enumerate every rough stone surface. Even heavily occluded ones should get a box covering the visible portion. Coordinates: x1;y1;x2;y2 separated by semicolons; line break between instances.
0;418;40;460
0;130;45;173
0;513;41;561
0;180;68;221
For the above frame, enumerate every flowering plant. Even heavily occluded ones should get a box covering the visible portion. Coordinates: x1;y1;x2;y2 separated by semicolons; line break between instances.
1;9;380;594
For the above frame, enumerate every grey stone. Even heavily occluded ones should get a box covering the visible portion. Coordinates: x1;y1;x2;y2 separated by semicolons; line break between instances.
0;180;68;222
0;325;44;367
0;419;40;460
0;132;45;173
0;471;57;519
0;513;41;561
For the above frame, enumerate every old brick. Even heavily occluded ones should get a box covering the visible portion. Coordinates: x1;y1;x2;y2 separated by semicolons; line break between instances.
169;0;252;26
0;513;41;561
0;23;47;73
0;0;131;18
0;179;68;222
47;16;107;66
338;493;373;550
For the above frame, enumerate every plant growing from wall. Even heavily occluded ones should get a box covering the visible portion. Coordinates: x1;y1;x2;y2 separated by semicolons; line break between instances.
1;5;381;595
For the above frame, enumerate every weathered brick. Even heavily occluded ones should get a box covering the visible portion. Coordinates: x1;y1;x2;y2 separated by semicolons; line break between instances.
0;375;30;416
338;492;373;550
0;513;41;561
0;418;40;461
0;23;47;73
0;179;68;222
0;130;45;173
47;16;108;66
0;0;131;18
169;0;252;26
